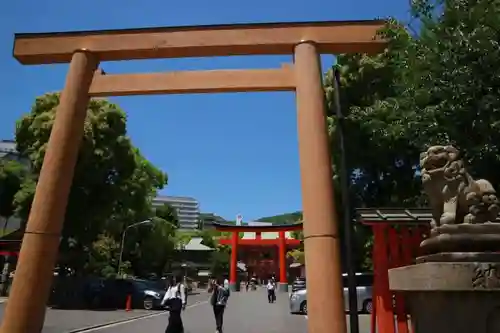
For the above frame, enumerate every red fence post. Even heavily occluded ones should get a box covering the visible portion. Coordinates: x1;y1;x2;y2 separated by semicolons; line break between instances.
358;208;432;333
372;224;396;333
388;227;410;333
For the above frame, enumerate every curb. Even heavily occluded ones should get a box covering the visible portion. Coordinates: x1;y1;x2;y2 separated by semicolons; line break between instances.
65;311;166;333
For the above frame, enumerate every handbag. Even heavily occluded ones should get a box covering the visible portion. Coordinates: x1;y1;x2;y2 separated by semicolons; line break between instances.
165;284;183;311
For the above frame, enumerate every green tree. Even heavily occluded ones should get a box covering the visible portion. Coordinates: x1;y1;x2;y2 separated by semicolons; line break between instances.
320;0;500;271
127;218;178;277
174;231;193;251
14;93;167;274
210;245;230;278
198;229;219;248
155;203;179;228
287;248;305;265
85;234;122;278
320;16;429;271
404;0;500;186
0;160;29;232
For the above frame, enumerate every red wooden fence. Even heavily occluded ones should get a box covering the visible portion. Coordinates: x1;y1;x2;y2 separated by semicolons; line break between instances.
357;208;431;333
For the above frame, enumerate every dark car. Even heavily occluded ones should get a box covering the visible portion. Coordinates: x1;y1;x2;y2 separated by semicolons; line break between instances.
84;278;166;310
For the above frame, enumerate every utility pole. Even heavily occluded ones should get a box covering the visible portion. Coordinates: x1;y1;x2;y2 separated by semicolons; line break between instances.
333;67;360;333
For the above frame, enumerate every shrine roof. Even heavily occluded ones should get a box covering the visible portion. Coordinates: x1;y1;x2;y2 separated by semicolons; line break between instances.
178;237;214;251
356;208;432;224
357;207;500;224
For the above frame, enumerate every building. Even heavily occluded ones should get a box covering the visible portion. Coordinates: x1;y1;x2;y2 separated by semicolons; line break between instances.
152;195;200;230
199;213;226;229
0;140;29;166
0;140;16;160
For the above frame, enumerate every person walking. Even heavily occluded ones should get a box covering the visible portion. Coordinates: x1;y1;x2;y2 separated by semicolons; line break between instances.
266;279;276;303
209;277;230;333
161;275;187;333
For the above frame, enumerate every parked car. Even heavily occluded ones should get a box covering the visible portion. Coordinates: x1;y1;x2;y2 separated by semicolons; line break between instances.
291;276;306;292
289;272;374;315
84;278;166;310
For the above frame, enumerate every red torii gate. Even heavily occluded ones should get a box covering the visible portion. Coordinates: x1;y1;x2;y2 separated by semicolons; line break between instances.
213;221;302;292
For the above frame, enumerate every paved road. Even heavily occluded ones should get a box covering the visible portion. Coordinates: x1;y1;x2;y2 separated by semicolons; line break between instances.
73;289;373;333
0;290;372;332
0;292;210;333
91;289;307;333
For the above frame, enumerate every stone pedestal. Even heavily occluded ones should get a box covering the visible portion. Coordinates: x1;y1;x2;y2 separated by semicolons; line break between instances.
389;261;500;333
229;282;239;292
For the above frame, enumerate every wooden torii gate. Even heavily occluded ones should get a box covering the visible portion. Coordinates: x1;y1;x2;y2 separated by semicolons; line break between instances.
2;21;386;333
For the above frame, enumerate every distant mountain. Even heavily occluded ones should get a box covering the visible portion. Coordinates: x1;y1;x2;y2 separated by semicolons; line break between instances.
256;211;303;225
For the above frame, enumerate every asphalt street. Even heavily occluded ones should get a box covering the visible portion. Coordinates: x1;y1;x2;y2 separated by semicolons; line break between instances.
90;289;307;333
0;290;373;332
73;289;373;333
0;292;210;333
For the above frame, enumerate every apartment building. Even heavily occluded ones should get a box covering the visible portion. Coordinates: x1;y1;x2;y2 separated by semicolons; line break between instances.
152;195;200;230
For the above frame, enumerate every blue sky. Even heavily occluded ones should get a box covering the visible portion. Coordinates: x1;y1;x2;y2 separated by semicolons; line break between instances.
0;0;410;221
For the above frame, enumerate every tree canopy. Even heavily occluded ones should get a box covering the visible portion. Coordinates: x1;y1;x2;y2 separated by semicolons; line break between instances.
12;93;168;275
288;0;500;271
0;160;29;232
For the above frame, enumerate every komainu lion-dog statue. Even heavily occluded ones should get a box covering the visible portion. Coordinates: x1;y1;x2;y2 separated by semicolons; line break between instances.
420;145;500;233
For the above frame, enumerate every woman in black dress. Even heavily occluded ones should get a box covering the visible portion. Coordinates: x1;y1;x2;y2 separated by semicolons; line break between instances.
161;275;186;333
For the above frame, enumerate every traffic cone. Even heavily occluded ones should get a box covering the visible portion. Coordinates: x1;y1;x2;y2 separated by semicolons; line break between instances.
125;294;132;311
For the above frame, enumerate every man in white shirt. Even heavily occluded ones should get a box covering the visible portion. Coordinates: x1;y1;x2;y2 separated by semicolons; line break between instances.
266;280;276;303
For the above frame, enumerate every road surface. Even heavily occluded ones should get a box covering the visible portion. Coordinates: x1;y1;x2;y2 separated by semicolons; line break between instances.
0;289;372;332
89;289;307;333
0;292;209;333
72;289;372;333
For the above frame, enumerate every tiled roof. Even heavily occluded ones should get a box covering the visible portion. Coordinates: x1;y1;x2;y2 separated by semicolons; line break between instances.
181;237;214;251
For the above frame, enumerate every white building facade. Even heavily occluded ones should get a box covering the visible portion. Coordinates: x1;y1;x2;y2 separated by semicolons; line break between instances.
0;140;29;166
152;195;200;230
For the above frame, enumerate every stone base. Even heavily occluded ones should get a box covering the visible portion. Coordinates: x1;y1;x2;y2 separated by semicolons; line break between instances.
417;252;500;263
229;282;239;292
421;223;500;255
389;262;500;333
278;283;288;292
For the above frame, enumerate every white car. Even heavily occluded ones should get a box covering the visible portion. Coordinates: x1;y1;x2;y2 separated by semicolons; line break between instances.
289;272;373;314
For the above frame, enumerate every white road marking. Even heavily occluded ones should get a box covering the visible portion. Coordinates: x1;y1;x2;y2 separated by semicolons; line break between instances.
75;300;209;332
